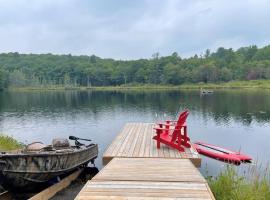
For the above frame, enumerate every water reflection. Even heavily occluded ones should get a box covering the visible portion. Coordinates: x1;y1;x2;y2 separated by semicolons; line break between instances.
1;90;270;124
0;90;269;175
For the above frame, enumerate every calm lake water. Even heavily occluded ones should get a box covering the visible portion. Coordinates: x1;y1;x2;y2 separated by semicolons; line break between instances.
0;89;270;176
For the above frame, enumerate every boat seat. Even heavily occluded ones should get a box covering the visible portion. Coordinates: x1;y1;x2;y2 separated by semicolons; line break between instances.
52;138;71;149
24;142;46;152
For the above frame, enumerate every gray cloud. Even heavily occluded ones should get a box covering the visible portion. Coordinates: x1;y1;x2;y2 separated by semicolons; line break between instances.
0;0;269;59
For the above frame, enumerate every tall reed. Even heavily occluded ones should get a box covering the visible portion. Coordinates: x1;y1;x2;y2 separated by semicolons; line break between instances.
208;164;270;200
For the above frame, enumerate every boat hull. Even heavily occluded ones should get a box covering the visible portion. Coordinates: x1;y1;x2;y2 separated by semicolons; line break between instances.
0;144;98;191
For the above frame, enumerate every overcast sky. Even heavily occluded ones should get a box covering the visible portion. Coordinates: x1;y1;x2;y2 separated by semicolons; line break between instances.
0;0;269;59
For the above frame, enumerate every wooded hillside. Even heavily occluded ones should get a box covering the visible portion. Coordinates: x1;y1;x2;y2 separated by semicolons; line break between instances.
1;45;270;89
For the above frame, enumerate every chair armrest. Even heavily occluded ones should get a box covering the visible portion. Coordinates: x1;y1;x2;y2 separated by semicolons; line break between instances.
156;122;187;126
154;127;181;131
165;120;178;122
156;123;169;127
156;120;177;125
155;123;186;128
156;122;177;126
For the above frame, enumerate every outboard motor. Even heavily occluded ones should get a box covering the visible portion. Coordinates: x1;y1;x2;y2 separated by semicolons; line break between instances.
69;136;92;147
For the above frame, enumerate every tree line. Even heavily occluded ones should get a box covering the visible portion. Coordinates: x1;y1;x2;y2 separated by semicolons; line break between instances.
1;45;270;89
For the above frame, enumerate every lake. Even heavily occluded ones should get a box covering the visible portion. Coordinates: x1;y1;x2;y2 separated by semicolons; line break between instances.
0;89;269;176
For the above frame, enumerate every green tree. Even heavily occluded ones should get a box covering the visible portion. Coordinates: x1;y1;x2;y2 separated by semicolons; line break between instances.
0;44;270;88
8;70;27;87
195;65;219;83
0;67;7;90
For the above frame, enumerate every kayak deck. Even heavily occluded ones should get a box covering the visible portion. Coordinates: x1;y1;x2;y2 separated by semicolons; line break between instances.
193;142;252;165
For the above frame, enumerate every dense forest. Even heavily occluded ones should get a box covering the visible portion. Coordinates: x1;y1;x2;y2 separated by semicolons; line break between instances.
1;45;270;89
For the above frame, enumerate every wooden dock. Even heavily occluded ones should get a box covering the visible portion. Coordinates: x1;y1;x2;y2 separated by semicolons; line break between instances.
76;122;215;199
76;158;214;199
103;123;201;167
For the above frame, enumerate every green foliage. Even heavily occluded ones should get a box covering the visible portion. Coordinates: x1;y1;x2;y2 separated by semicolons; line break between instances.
1;45;270;89
208;166;270;200
0;67;8;90
0;134;23;151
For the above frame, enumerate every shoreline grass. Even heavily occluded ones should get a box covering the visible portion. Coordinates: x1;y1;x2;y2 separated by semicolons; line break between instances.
0;134;23;192
0;134;23;151
208;165;270;199
4;80;270;92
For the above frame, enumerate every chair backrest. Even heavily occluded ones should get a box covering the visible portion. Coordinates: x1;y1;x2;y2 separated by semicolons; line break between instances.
176;110;189;126
171;111;189;142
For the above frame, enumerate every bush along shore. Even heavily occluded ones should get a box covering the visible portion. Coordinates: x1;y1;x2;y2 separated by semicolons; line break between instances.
0;134;23;192
208;165;270;200
5;80;270;92
0;134;23;151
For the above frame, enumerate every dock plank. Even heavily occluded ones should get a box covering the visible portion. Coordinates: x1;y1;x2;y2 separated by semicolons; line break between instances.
144;123;152;157
117;124;135;156
120;123;139;157
95;158;205;183
132;123;145;157
103;124;130;157
127;123;142;157
103;123;201;167
76;158;214;200
138;123;148;157
77;181;213;199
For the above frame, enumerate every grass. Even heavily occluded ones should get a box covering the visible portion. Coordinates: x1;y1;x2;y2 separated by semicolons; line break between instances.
208;165;270;200
0;134;23;151
5;80;270;92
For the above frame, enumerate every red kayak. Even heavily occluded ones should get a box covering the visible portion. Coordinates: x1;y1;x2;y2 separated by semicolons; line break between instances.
193;141;252;165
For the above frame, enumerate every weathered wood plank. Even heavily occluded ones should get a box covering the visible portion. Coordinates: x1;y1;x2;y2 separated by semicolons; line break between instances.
118;124;137;157
103;123;201;167
96;158;205;183
77;181;213;199
144;123;152;157
150;124;159;157
127;123;142;157
76;196;212;200
0;191;12;200
132;123;145;157
120;123;138;157
138;123;148;157
30;169;83;200
76;158;214;200
103;124;130;157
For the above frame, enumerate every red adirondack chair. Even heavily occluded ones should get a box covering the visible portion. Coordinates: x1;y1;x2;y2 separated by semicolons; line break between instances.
153;110;191;152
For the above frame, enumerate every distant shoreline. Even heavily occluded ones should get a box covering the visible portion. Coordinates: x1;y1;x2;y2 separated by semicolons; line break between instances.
4;80;270;91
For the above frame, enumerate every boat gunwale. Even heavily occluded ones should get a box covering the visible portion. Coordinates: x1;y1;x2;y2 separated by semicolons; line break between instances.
0;144;98;158
2;155;98;174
